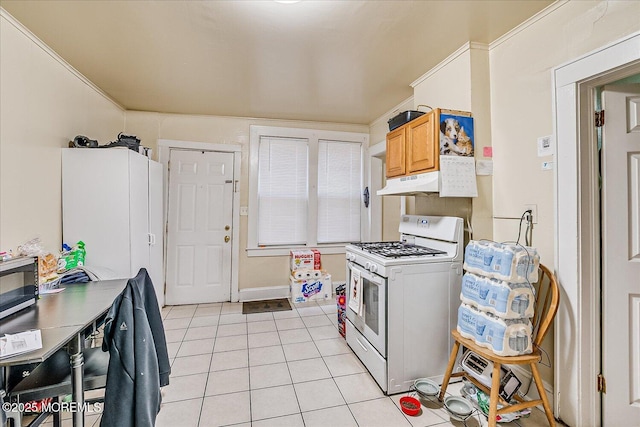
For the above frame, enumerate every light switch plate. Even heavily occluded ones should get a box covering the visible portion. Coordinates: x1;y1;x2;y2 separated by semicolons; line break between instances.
240;206;248;216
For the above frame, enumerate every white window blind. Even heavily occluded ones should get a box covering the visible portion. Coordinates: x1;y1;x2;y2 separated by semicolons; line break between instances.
317;140;362;243
257;136;308;246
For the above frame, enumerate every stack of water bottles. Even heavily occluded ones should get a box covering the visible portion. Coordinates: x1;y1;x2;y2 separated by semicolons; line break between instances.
456;241;540;356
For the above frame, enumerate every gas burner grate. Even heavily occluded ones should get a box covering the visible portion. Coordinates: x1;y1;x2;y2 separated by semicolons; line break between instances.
351;242;446;258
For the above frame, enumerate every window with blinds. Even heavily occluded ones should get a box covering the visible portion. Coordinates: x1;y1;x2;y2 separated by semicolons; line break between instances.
249;125;367;254
257;137;309;246
317;140;362;243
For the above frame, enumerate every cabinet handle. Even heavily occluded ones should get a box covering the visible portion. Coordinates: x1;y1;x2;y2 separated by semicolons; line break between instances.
148;233;156;245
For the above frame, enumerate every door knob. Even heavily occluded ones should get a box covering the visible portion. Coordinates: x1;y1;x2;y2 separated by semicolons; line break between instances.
224;236;230;243
225;225;230;231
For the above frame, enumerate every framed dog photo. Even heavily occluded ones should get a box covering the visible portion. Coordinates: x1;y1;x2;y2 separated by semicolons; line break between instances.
439;111;474;157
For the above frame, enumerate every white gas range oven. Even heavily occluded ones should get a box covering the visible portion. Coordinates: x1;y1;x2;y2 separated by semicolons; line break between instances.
345;215;464;395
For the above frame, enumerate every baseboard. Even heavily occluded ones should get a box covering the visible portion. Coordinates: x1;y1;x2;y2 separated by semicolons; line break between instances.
239;279;346;303
238;285;290;302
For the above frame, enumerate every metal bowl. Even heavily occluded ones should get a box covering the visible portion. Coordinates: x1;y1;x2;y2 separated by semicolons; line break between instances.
444;395;473;421
414;378;439;397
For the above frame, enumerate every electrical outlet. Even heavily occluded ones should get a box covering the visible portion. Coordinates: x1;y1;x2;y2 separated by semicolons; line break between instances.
240;206;248;216
524;204;538;224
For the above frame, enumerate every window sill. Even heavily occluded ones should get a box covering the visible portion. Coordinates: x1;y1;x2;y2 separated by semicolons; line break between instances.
246;245;348;257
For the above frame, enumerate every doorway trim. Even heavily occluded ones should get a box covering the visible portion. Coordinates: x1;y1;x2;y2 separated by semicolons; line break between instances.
158;139;242;302
553;31;640;426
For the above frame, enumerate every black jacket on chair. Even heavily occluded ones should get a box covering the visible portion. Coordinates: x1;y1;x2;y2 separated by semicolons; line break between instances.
101;268;171;427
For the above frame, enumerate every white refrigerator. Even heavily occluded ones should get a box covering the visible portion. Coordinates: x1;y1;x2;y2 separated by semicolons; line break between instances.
62;148;165;307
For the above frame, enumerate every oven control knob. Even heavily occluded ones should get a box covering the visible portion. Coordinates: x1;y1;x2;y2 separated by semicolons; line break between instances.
365;262;371;270
369;264;378;273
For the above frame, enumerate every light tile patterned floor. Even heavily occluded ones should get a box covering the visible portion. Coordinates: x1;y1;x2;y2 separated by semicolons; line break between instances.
38;299;557;427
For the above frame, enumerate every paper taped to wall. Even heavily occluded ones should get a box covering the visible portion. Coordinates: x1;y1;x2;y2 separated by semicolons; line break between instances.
439;155;478;197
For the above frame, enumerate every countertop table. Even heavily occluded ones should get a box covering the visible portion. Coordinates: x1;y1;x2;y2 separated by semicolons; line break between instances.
0;279;128;427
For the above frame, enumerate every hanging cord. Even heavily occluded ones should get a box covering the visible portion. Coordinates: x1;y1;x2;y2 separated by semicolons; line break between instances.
516;210;533;245
466;216;474;242
464;208;474;244
517;345;552;399
416;104;433;112
525;211;533;246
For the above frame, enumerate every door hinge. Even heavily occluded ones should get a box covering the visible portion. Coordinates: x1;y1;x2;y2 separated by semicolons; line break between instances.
597;373;606;393
595;110;605;127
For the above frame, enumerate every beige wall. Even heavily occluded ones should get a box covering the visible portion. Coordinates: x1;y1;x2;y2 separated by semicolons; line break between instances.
369;97;414;241
0;12;125;254
490;0;640;264
489;0;640;393
4;3;640;402
124;111;368;289
410;44;492;240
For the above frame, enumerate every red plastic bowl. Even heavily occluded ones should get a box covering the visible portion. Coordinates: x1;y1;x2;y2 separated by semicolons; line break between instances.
399;396;421;416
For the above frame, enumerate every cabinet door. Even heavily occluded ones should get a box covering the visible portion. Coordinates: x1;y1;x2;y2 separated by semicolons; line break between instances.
128;151;151;279
406;111;438;174
385;127;406;178
148;160;164;308
62;149;131;277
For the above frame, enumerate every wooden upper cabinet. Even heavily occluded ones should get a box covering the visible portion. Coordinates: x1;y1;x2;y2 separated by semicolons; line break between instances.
406;111;438;174
385;126;406;178
385;110;438;178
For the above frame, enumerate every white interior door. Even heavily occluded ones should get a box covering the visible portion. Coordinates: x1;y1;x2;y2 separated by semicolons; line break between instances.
165;149;234;305
601;84;640;425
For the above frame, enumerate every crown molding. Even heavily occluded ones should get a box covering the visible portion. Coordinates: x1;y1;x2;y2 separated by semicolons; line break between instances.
410;42;489;88
490;0;568;49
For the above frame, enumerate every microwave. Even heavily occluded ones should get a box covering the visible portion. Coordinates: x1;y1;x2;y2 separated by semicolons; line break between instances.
0;256;39;320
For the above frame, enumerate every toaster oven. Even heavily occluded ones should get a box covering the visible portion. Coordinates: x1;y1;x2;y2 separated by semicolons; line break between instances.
460;350;522;401
0;256;39;320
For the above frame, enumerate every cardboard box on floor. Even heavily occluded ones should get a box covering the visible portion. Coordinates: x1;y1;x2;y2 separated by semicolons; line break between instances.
290;249;321;271
290;273;332;303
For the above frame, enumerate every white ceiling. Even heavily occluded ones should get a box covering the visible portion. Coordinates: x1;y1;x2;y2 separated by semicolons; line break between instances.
1;0;554;124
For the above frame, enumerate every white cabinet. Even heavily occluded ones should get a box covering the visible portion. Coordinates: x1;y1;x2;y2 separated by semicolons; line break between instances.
62;148;165;307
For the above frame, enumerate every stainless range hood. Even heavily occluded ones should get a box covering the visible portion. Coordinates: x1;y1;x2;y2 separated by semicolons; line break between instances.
376;171;439;196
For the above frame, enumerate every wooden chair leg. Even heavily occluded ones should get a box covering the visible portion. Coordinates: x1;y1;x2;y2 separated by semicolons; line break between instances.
530;362;556;426
439;340;460;401
488;361;501;427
